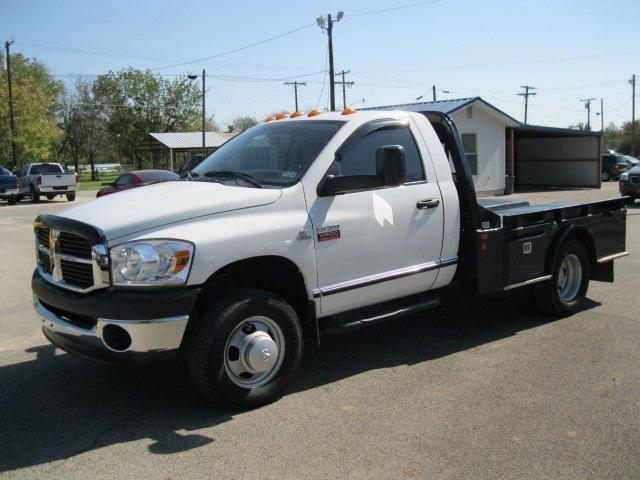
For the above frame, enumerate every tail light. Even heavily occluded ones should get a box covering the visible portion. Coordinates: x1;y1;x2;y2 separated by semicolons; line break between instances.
36;175;42;186
75;173;79;184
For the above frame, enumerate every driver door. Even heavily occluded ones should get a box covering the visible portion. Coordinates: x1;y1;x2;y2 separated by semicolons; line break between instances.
307;120;444;317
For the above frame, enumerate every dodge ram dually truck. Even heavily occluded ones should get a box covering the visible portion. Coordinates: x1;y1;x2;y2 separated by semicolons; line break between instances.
31;110;628;409
19;162;78;203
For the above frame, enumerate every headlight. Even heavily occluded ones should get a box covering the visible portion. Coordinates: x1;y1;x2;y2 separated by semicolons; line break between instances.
110;240;194;287
620;172;629;182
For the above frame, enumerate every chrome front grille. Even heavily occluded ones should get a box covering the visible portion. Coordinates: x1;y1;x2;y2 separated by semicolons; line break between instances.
34;224;109;293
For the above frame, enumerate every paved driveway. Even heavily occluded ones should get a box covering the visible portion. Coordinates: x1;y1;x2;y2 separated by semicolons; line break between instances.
0;184;638;479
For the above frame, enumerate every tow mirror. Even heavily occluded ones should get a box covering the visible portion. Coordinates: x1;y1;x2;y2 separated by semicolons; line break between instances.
376;145;406;186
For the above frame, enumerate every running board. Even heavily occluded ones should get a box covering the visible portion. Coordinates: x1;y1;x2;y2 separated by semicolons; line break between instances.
318;293;442;334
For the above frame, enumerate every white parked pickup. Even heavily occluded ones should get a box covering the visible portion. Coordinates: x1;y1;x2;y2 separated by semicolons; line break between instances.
31;110;628;409
19;163;78;203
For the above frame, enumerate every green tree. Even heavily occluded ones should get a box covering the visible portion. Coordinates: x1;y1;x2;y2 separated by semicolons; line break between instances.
93;68;202;167
0;52;63;168
231;115;258;132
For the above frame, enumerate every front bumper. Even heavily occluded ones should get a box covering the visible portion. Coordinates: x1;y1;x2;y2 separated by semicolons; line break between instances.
32;270;201;365
620;182;640;197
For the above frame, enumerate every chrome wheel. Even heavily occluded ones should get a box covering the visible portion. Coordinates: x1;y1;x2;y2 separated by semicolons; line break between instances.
557;253;582;303
223;316;285;388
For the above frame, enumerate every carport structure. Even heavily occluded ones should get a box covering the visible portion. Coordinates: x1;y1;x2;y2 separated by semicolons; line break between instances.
507;125;602;192
135;132;229;170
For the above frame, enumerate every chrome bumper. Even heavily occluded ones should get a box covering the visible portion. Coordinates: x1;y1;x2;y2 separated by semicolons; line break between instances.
34;296;189;358
38;186;78;193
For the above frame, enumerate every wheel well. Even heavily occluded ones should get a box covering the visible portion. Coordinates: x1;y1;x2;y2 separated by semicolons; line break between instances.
547;226;597;273
197;256;310;320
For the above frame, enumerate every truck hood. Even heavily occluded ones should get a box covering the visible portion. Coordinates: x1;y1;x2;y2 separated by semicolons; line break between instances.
60;181;282;241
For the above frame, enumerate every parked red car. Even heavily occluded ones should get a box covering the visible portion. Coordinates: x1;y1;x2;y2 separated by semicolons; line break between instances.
96;170;179;197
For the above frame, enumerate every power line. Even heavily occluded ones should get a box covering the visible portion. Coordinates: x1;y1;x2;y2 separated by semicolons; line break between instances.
347;0;445;17
580;97;597;130
150;23;315;71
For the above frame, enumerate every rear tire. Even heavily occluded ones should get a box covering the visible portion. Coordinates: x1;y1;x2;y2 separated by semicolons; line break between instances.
66;193;76;201
601;171;610;181
30;187;40;203
534;239;590;317
186;288;303;410
46;194;55;200
7;197;17;205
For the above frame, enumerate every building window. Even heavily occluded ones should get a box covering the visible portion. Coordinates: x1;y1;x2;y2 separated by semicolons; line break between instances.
461;133;478;175
465;106;473;120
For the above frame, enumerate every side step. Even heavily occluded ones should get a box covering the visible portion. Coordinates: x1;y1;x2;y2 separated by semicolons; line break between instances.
318;292;442;334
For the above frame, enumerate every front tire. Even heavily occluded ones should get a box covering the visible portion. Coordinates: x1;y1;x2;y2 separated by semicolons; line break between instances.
187;288;303;410
534;239;590;317
66;193;76;201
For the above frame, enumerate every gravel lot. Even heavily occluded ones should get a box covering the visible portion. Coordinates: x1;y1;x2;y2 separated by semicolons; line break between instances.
0;184;638;479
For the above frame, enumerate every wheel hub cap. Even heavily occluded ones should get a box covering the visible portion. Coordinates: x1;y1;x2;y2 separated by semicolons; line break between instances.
243;332;278;373
557;253;582;302
223;316;285;389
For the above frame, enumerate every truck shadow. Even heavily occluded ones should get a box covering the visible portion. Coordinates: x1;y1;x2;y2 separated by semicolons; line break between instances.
0;291;600;472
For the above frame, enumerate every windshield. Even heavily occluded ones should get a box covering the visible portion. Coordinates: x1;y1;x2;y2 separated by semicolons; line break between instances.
192;120;345;187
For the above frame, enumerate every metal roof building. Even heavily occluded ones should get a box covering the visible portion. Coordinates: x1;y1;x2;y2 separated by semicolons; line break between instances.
364;97;602;195
135;131;230;170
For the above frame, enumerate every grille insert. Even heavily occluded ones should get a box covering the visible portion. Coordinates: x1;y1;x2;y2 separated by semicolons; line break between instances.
38;250;52;274
59;232;92;259
36;226;50;247
60;259;93;288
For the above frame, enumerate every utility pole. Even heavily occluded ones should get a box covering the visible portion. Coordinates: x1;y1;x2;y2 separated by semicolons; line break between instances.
416;85;449;102
630;74;636;156
334;70;354;110
580;97;597;131
518;85;537;125
5;38;17;169
600;98;604;132
316;11;344;111
284;81;306;112
201;69;206;156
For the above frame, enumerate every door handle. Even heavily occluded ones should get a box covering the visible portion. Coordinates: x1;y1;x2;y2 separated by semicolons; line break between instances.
416;198;440;210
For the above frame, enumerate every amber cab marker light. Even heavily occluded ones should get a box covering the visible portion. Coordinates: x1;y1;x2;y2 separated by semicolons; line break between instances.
265;115;276;122
290;111;304;118
307;109;322;117
342;107;357;115
275;113;289;120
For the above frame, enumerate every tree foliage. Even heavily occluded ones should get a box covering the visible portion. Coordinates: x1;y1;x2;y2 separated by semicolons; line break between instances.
0;53;63;167
231;115;258;132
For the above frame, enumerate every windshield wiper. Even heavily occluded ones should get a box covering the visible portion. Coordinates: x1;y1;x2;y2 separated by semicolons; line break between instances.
203;170;263;188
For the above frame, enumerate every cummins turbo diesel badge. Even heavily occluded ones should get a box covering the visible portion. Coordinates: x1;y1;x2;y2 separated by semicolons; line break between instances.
317;225;340;242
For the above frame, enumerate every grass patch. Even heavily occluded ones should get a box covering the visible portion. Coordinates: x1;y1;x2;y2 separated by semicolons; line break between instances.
78;171;120;191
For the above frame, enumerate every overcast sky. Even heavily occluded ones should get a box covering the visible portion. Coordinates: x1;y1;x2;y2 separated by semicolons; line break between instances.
2;0;638;129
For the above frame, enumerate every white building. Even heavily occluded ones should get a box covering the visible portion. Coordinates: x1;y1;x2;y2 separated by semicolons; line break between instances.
365;97;601;195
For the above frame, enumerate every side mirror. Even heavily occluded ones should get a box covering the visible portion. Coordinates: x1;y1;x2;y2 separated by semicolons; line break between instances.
376;145;406;186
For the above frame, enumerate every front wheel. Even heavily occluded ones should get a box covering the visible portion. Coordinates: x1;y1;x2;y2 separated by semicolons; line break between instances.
534;239;590;317
66;193;76;201
187;288;303;410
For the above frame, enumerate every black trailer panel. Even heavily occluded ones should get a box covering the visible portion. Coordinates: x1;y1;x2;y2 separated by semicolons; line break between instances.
474;198;627;294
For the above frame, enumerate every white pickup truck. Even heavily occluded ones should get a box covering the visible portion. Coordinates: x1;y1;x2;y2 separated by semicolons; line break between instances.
19;162;78;203
31;110;628;409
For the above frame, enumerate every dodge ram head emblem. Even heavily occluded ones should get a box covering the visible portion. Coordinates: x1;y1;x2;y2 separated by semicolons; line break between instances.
48;228;60;252
260;348;272;362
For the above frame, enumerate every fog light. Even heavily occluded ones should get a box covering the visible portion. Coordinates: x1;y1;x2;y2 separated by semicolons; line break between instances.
102;324;132;351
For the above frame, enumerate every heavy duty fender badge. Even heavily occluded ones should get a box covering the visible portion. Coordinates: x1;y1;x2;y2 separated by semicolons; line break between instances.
317;225;340;242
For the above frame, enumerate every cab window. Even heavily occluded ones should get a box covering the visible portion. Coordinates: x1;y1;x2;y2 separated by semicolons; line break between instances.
334;127;425;183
